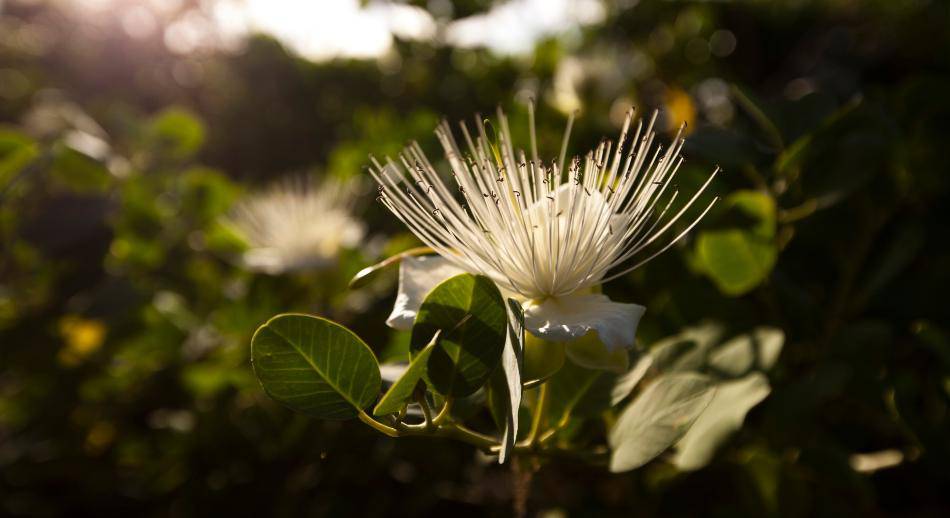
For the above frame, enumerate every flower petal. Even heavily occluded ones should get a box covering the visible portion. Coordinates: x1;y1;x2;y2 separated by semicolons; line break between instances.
523;293;645;350
386;255;467;330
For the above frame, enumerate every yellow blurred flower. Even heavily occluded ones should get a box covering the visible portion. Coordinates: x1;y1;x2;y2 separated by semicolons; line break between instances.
665;87;696;133
58;315;106;366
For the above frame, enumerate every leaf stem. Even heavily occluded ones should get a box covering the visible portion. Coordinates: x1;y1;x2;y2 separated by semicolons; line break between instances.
358;411;399;437
360;407;607;463
438;423;498;450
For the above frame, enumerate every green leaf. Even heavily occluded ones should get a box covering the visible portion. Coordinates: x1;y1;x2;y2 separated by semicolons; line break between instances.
564;332;630;373
373;331;440;416
544;358;604;429
50;145;112;193
610;355;654;406
697;229;777;296
609;373;715;472
708;327;784;378
411;274;507;397
251;314;381;420
148;107;206;159
492;298;525;463
0;129;38;187
649;322;725;374
695;190;777;296
522;333;565;387
672;373;771;471
727;190;776;239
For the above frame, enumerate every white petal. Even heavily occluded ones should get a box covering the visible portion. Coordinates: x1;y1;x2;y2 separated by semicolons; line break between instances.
523;293;645;350
386;255;467;330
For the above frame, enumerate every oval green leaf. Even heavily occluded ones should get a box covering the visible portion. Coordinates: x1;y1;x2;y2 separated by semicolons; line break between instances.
697;229;777;296
410;274;507;397
0;129;38;186
251;313;381;420
608;372;715;472
673;372;771;471
148;107;206;159
523;333;565;387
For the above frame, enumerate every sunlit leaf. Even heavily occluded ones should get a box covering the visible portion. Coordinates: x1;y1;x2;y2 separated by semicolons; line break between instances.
252;314;381;420
696;190;777;296
649;322;725;374
609;373;715;472
727;190;776;239
492;298;525;463
148;107;206;159
50;145;111;193
410;274;507;397
708;327;784;378
0;129;38;187
673;373;771;470
610;355;653;406
697;229;777;296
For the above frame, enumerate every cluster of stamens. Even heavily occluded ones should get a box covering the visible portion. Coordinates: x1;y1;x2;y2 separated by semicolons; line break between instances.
370;105;719;300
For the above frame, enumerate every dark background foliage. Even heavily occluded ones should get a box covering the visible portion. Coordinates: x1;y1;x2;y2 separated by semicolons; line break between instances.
1;0;948;516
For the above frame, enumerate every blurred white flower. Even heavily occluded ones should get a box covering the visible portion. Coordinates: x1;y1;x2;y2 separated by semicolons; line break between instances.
371;106;718;351
227;176;365;275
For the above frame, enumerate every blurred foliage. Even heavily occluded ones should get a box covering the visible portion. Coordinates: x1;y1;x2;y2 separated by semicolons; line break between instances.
1;0;949;516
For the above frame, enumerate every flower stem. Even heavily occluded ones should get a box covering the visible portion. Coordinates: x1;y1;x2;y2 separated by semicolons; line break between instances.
525;382;550;446
416;392;434;430
432;397;454;426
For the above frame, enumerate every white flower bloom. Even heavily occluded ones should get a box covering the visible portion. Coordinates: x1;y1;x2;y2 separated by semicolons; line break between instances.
227;176;365;274
372;107;718;350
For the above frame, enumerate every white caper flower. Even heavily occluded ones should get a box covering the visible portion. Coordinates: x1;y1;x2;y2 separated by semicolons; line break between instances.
372;107;718;350
227;176;365;275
